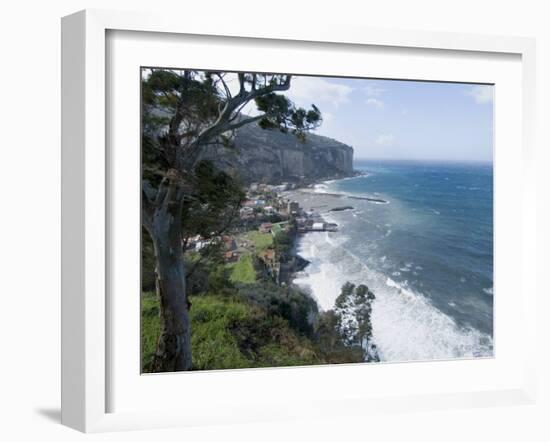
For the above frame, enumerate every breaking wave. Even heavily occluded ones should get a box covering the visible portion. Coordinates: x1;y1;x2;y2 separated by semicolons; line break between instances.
293;230;494;362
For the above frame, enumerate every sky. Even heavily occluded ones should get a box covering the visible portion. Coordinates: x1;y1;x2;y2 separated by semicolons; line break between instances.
143;69;493;163
275;76;494;163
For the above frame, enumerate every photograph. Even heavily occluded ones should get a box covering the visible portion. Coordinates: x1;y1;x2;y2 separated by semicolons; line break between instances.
140;68;494;373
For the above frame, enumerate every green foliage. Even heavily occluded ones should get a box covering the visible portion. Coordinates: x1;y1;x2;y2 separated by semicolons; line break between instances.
242;231;273;252
141;69;322;177
273;230;292;256
335;281;355;309
235;282;319;337
182;160;245;240
171;161;247;283
255;93;322;141
330;281;379;362
141;292;161;370
141;292;325;371
141;280;369;371
141;159;246;292
208;263;233;292
140;68;326;370
141;70;221;180
189;296;252;370
355;284;368;301
314;310;363;364
142;70;220;134
229;254;257;284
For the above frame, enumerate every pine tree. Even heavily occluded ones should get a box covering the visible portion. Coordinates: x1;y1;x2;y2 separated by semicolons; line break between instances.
141;69;321;371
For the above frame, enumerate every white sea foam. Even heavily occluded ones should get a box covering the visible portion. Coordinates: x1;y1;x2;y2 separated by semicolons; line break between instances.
293;230;494;362
313;183;329;193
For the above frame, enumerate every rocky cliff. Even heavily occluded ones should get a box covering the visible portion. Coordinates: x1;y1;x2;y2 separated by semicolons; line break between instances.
207;122;354;184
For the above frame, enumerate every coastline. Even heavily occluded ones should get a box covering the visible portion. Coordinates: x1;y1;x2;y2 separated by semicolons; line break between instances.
283;163;494;362
284;176;382;362
283;178;360;309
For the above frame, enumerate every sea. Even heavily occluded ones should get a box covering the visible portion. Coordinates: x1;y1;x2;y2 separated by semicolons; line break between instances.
293;159;494;362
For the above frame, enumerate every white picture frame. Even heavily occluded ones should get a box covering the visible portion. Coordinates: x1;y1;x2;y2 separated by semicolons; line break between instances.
61;9;537;433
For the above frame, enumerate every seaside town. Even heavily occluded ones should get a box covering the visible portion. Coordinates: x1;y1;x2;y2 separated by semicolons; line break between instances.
184;182;339;286
139;69;403;373
139;69;494;374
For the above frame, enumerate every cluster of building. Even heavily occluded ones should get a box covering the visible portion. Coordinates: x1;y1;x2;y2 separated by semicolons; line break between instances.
240;183;340;235
184;234;241;263
239;192;297;221
249;182;296;193
186;182;339;266
295;217;338;233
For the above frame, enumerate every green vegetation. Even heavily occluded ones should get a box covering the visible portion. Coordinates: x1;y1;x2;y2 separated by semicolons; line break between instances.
241;231;273;253
141;277;371;371
270;222;284;236
141;211;372;372
141;292;161;370
273;230;293;256
141;291;323;371
228;254;256;284
236;281;317;336
333;282;379;362
141;69;323;371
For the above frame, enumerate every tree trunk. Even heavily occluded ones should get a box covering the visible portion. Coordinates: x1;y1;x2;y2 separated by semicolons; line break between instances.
148;183;192;372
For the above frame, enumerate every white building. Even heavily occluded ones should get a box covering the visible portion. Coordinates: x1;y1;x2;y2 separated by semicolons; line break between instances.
311;222;325;231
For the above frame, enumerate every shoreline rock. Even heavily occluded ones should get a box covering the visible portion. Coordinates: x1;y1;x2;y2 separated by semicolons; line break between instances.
329;205;354;212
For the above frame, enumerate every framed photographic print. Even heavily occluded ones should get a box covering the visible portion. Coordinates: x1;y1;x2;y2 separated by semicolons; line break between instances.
62;9;537;432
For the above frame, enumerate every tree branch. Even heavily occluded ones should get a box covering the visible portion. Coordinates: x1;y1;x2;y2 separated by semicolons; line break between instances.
224;114;264;132
193;75;293;147
167;70;191;143
215;73;232;100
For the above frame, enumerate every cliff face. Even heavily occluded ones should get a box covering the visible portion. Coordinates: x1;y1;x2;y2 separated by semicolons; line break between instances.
208;123;354;184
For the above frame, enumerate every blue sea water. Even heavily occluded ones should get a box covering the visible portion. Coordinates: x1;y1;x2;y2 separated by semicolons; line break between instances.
293;159;494;362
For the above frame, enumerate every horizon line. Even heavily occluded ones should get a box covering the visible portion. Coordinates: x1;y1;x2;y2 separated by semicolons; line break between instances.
354;157;494;164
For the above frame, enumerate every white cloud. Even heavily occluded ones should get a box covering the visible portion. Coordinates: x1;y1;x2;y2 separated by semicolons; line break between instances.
466;85;493;104
283;76;352;109
321;111;334;124
375;134;394;146
366;98;384;109
213;73;352;118
364;84;385;97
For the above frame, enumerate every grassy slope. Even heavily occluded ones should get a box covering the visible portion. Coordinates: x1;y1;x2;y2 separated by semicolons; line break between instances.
242;231;273;252
227;231;274;284
228;254;256;284
141;293;161;370
141;292;323;372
